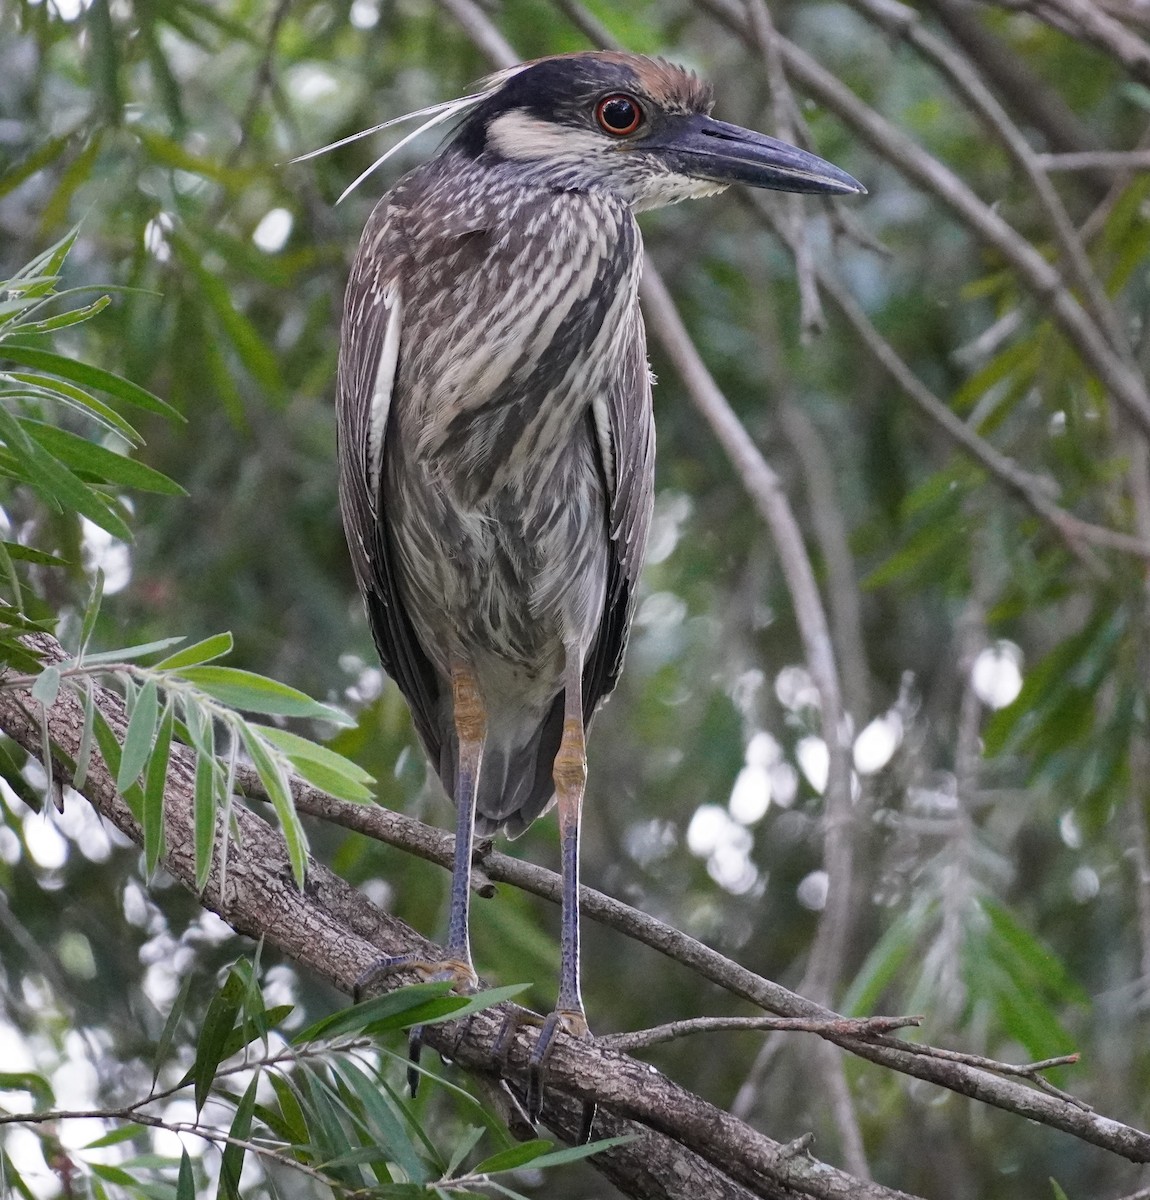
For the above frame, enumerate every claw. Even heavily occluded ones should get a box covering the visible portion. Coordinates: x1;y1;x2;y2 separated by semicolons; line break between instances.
352;953;478;1097
354;953;478;1001
525;1008;596;1141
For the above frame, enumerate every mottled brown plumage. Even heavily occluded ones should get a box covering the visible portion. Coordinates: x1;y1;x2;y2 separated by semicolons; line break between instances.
336;50;863;1124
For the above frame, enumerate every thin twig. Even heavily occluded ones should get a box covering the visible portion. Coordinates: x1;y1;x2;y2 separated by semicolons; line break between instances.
1036;150;1150;171
697;0;1150;438
232;760;1150;1164
602;1014;921;1053
843;0;1134;367
743;191;1150;568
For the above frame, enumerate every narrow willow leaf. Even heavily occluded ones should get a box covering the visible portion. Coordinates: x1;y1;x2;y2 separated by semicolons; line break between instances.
444;1126;485;1179
0;404;133;540
181;666;352;725
260;1075;307;1154
190;982;241;1112
193;736;218;894
30;665;60;708
470;1139;554;1175
176;1149;194;1200
337;1058;426;1184
293;983;453;1044
78;637;187;666
78;569;105;661
493;1134;634;1171
72;684;95;791
252;723;373;802
38;703;53;806
82;1124;146;1150
143;700;174;875
0;539;21;609
4;371;143;444
118;675;159;792
240;725;308;885
153;972;195;1088
0;345;182;421
157;631;233;670
15;294;110;334
22;420;185;494
1;542;69;566
217;1075;258;1200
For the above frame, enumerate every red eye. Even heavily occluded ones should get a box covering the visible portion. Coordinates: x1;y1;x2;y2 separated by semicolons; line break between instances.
595;93;643;136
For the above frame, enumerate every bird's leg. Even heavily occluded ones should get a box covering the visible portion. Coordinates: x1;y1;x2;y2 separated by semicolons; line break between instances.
356;664;485;1095
441;661;486;986
526;644;596;1138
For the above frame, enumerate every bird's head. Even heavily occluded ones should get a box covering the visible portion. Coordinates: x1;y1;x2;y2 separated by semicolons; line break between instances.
450;51;865;210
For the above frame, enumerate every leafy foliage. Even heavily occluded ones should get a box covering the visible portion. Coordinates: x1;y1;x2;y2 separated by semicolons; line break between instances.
3;1;1150;1197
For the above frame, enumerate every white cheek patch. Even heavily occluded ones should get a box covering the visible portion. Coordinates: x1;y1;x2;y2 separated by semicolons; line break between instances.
486;109;608;162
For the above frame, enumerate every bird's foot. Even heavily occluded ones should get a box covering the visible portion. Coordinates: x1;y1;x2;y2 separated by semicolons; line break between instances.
354;952;479;1000
353;953;479;1098
494;1005;596;1143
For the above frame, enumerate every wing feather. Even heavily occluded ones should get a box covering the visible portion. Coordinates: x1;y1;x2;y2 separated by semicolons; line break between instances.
582;309;655;720
337;197;442;761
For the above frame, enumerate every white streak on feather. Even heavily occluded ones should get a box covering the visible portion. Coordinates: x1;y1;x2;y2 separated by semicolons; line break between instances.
368;286;402;496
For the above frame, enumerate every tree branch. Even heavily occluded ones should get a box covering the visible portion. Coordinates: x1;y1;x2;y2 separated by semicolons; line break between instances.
1;632;927;1200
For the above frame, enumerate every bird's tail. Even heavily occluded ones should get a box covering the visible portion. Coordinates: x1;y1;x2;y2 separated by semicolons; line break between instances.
440;693;564;840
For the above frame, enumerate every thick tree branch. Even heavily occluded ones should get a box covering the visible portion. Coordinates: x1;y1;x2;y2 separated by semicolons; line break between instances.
1;633;925;1200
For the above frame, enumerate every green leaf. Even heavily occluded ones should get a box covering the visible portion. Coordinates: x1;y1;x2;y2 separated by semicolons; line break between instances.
118;675;160;792
191;975;243;1112
470;1139;554;1174
72;685;96;791
499;1134;634;1170
0;402;132;540
217;1075;258;1200
266;1072;309;1146
157;631;234;670
0;1072;54;1108
177;1148;195;1200
14;294;110;334
153;972;195;1088
337;1057;426;1184
294;983;457;1044
179;666;352;725
1;542;69;567
30;665;61;708
3;370;144;444
22;421;185;495
143;699;175;875
78;637;188;666
83;1124;146;1149
0;344;182;421
78;568;105;661
252;724;373;802
193;739;219;894
239;723;308;885
88;1164;136;1186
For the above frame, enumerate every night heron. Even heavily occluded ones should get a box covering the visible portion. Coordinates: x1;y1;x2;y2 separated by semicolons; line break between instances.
337;50;863;1113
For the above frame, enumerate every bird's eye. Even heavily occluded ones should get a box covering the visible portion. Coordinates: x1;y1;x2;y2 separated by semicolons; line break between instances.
595;93;643;136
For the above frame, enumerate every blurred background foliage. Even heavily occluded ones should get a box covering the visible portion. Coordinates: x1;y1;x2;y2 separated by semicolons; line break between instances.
2;0;1150;1196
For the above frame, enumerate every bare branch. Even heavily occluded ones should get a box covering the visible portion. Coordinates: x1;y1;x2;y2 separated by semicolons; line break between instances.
232;744;1150;1166
1;632;924;1200
697;0;1150;438
602;1014;922;1053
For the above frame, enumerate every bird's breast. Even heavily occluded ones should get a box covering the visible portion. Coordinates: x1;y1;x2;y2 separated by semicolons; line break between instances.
396;185;642;505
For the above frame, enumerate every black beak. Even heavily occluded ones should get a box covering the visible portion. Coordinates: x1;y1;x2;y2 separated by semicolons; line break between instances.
652;113;865;196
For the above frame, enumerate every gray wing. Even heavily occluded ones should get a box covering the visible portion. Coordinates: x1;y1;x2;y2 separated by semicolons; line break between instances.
581;308;655;720
337;195;442;761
